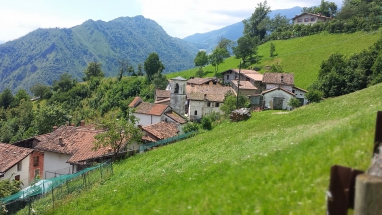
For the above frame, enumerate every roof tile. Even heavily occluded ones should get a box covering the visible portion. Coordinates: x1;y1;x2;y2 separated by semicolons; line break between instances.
0;143;34;172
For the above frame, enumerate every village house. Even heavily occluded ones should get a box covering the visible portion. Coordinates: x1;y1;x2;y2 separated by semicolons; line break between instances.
129;97;172;126
186;84;235;121
154;89;170;105
222;69;263;94
0;143;43;188
186;77;222;87
140;121;180;143
291;12;331;25
12;124;119;179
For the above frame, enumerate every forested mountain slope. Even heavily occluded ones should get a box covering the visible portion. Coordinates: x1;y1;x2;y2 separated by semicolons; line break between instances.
0;16;198;93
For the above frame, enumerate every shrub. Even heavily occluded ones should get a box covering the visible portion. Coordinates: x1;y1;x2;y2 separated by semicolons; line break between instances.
183;122;200;133
201;117;212;130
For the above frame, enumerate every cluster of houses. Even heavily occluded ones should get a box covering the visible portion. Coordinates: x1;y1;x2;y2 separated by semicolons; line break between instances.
0;68;308;188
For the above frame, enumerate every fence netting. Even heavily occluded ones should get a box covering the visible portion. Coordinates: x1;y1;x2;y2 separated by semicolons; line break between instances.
139;132;195;152
0;159;112;214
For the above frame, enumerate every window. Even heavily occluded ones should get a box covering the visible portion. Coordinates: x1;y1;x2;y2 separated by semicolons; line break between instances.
311;17;315;22
33;156;39;166
17;162;22;171
304;18;309;22
174;83;180;94
216;102;220;107
298;18;302;23
207;102;211;107
14;175;20;181
34;169;40;179
292;90;295;93
194;110;197;115
226;75;229;80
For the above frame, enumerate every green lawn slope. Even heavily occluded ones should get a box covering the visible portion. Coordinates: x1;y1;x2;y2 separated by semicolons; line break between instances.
168;30;382;89
47;83;382;214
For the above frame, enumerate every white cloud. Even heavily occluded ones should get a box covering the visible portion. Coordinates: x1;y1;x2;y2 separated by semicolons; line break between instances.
0;9;82;42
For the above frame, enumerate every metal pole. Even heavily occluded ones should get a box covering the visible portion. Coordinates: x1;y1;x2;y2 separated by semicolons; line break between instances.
236;61;242;109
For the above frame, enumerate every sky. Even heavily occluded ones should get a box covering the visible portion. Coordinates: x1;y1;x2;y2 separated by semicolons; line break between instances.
0;0;343;43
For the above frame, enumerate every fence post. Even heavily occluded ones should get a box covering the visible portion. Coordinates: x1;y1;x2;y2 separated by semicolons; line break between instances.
51;185;54;210
354;174;382;214
100;163;103;180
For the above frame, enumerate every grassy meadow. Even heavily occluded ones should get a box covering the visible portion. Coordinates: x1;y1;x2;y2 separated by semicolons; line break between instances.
168;30;382;89
42;82;382;215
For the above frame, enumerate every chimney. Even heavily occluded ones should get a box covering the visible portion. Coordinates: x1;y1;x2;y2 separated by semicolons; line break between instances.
59;137;64;146
70;123;75;126
80;120;85;126
204;94;207;100
53;126;58;131
108;148;112;153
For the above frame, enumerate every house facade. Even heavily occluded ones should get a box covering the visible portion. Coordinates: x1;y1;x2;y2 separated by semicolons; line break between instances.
186;84;235;120
222;69;263;94
129;97;171;126
292;13;331;25
0;143;43;188
262;87;295;110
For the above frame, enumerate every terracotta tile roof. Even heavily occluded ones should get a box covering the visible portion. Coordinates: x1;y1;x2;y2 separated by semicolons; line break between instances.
291;12;331;20
263;73;294;85
165;111;187;124
134;102;169;116
129;97;143;108
141;122;179;141
154;98;170;104
186;85;235;102
262;87;296;96
231;80;258;90
155;89;170;99
0;143;34;173
32;126;113;164
187;77;220;85
293;86;308;93
224;69;263;81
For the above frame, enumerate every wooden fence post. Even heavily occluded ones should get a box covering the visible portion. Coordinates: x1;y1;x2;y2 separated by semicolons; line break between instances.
354;174;382;214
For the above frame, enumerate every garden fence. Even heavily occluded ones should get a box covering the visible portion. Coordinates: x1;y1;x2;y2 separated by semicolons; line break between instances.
0;159;112;215
139;132;195;152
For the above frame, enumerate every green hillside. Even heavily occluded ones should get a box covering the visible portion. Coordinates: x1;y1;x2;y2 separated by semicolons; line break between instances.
44;83;382;214
169;30;382;89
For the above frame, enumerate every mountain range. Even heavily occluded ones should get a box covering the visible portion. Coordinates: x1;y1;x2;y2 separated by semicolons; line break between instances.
0;16;198;93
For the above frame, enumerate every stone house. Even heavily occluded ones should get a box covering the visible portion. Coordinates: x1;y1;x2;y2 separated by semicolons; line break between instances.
186;84;235;121
129;97;171;126
291;12;331;25
222;69;263;94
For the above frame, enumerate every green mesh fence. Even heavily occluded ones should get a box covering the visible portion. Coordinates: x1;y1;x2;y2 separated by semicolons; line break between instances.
139;132;195;152
0;160;112;215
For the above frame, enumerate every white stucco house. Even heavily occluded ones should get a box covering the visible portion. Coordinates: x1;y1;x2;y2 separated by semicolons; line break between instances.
262;87;296;110
129;97;171;126
0;143;43;188
291;12;331;25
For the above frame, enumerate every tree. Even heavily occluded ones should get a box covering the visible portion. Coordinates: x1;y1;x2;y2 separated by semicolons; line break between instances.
220;91;249;115
117;59;129;81
270;42;275;57
30;83;51;99
83;61;104;81
10;89;30;108
0;88;14;109
243;0;271;40
288;97;301;109
209;48;230;76
216;37;234;53
269;13;290;33
52;73;77;92
195;67;204;78
33;103;69;135
194;51;209;69
144;52;165;83
137;64;144;76
93;117;143;160
152;71;168;90
302;0;337;17
233;35;259;62
0;178;22;198
305;89;323;103
270;63;283;73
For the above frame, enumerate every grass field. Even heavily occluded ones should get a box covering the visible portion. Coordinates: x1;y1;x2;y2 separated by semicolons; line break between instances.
168;30;382;89
43;82;382;215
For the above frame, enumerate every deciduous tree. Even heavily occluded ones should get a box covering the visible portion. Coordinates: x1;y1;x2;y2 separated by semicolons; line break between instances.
243;0;271;40
144;52;165;83
83;61;104;81
233;35;259;62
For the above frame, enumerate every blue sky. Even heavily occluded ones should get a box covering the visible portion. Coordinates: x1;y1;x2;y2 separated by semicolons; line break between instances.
0;0;342;42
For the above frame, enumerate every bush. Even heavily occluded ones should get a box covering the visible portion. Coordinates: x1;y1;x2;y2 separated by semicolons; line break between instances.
183;122;200;133
201;117;212;130
287;97;301;109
